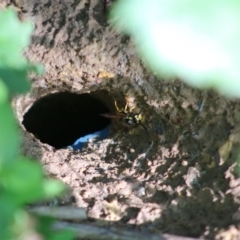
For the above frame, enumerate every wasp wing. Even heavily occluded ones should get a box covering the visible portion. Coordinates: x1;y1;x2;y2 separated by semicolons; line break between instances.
100;113;123;119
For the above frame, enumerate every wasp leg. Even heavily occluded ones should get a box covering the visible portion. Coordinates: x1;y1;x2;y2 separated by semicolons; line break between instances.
115;98;137;114
114;100;124;113
124;101;128;113
140;122;148;130
129;105;136;113
135;109;147;130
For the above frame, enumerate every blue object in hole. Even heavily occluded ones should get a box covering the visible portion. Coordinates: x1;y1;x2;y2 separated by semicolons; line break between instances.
68;125;110;150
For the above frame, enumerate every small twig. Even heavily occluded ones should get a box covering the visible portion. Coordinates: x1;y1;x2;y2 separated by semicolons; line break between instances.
28;206;87;221
53;221;201;240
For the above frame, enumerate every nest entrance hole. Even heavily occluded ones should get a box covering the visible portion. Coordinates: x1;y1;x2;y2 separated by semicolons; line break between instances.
22;91;114;149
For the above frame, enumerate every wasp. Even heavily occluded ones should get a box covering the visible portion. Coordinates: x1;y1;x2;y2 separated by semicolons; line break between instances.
101;98;147;130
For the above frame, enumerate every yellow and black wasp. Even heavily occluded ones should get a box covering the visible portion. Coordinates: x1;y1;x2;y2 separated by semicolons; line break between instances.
101;98;147;130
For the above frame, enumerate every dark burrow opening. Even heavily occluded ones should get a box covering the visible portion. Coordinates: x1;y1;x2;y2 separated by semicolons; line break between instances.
22;91;112;150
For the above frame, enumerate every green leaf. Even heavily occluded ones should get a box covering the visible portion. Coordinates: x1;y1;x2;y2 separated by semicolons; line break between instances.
0;8;37;94
0;157;44;203
111;0;240;97
37;216;75;240
0;68;30;94
29;64;45;76
0;104;19;163
0;79;8;104
49;230;75;240
0;9;33;66
0;192;18;240
0;157;66;204
42;179;66;199
0;7;68;240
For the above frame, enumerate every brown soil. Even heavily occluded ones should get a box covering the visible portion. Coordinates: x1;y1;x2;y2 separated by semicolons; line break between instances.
4;0;240;239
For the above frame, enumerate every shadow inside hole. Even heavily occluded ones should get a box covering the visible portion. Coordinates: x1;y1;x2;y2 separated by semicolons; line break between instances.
22;91;112;150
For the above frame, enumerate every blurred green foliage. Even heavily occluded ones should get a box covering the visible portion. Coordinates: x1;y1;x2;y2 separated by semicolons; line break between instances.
0;8;73;240
111;0;240;97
